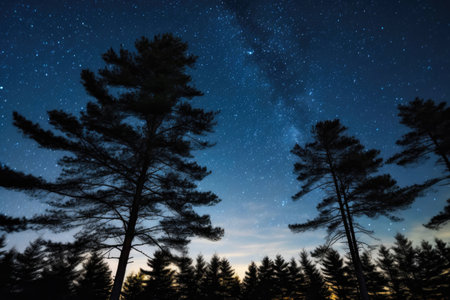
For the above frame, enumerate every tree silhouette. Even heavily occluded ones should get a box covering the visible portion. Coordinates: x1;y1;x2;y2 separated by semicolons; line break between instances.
391;234;423;299
0;34;223;300
219;257;239;299
175;255;196;300
256;256;275;300
360;251;386;299
319;248;354;300
0;236;16;300
193;254;208;299
387;98;450;229
14;239;45;300
433;239;450;298
205;254;221;299
76;252;112;300
416;240;450;299
289;119;421;300
272;254;290;299
300;250;330;300
377;245;404;299
388;98;450;172
287;258;304;299
141;250;176;300
39;241;84;300
242;261;258;300
121;272;145;300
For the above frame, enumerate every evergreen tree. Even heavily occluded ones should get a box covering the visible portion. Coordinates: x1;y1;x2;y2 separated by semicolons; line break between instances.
205;254;221;299
360;251;386;299
219;257;238;299
287;258;304;299
300;250;330;300
391;234;423;299
272;254;290;299
194;254;208;299
416;240;449;299
387;98;450;229
433;239;450;298
175;255;196;300
320;248;354;300
242;262;258;300
77;252;112;300
256;256;275;300
388;98;450;172
121;272;145;300
0;236;16;300
14;239;45;300
39;242;84;300
141;250;176;300
0;34;223;300
289;119;421;300
377;245;403;299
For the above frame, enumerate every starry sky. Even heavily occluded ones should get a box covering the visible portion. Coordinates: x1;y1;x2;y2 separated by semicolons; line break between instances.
1;0;449;277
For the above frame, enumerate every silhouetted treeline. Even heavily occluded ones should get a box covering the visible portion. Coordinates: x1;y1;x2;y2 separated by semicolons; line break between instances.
1;233;449;300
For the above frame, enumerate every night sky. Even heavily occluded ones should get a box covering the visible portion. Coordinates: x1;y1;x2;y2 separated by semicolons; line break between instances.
1;0;449;277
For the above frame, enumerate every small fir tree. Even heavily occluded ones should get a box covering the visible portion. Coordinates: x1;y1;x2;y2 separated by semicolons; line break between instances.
141;250;176;300
76;252;112;300
300;250;330;300
121;272;145;300
242;262;258;300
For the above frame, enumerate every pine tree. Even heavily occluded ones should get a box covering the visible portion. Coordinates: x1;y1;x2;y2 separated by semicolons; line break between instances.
391;234;423;299
0;236;16;300
175;255;196;300
39;242;84;300
121;272;145;300
320;248;354;300
387;98;450;229
388;98;450;172
256;256;275;300
219;257;238;299
272;254;290;299
287;258;304;299
14;239;45;300
415;240;449;299
242;262;258;300
289;119;421;300
194;254;208;299
433;239;450;298
377;245;404;299
77;252;112;300
205;254;221;299
141;250;176;300
300;250;330;300
360;251;386;299
0;34;224;300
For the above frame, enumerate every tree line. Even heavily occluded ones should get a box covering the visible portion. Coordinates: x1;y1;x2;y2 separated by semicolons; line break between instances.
0;33;448;300
1;233;449;300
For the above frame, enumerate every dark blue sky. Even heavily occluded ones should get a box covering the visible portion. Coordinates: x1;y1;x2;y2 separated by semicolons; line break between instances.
1;0;449;276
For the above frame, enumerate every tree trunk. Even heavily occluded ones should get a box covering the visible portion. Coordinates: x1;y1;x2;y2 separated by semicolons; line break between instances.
342;195;369;300
326;150;369;300
109;168;148;300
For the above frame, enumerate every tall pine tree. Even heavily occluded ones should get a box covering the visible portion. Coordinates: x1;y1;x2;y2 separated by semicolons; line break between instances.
289;119;421;300
387;98;450;229
0;34;223;300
